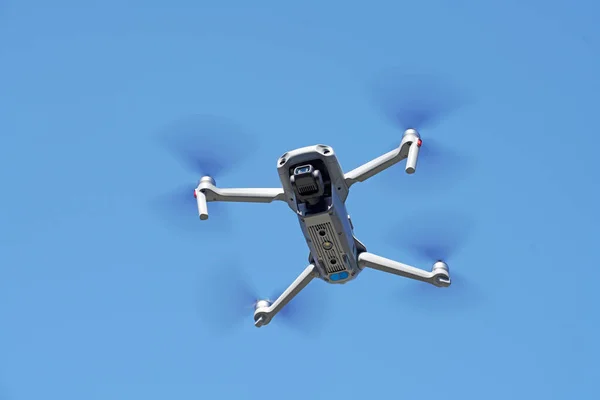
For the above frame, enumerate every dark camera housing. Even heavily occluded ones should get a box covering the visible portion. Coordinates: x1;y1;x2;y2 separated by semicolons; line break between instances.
290;164;325;205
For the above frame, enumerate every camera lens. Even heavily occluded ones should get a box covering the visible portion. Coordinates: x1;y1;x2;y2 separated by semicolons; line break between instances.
294;165;311;175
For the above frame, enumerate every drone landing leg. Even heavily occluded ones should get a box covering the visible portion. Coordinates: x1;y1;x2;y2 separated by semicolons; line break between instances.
254;263;318;328
357;252;451;287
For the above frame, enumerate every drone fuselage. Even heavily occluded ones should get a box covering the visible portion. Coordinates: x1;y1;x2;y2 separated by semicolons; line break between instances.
276;145;363;284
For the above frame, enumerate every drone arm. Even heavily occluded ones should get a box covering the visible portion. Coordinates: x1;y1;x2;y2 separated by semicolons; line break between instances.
198;177;285;203
357;252;450;287
344;129;421;188
195;178;286;220
204;187;286;203
254;263;318;327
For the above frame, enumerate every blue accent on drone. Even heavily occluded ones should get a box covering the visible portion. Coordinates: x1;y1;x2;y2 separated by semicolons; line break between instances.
330;271;349;281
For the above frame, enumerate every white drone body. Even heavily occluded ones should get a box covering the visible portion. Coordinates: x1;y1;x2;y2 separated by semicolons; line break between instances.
194;128;451;328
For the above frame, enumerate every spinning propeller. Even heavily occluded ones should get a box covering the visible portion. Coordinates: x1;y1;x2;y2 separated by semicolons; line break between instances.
152;115;257;232
370;69;474;191
196;261;325;335
158;114;255;178
387;209;484;313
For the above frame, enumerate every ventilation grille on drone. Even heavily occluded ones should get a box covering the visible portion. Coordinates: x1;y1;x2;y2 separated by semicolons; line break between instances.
326;261;346;274
298;184;318;194
308;222;347;274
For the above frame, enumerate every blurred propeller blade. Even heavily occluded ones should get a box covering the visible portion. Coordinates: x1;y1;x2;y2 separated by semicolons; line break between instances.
369;68;474;191
268;282;327;336
196;261;260;334
157;114;258;179
386;209;484;312
152;114;258;233
392;270;484;315
385;137;473;192
151;184;232;234
402;211;472;262
391;209;474;263
370;68;469;132
196;262;326;335
199;261;323;334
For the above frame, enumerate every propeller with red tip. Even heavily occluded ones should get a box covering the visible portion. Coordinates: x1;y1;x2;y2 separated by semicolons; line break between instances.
369;69;474;191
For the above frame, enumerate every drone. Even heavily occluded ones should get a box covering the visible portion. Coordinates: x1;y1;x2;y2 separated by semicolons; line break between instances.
157;73;471;329
190;128;452;328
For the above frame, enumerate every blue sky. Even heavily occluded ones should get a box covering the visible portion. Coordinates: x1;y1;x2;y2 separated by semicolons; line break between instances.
1;1;599;399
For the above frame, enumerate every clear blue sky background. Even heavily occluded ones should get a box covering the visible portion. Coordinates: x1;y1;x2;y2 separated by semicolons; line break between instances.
1;1;599;399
